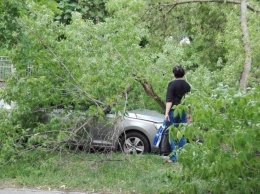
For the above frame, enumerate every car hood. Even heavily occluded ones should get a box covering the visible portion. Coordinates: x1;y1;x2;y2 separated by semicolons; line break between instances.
125;109;164;123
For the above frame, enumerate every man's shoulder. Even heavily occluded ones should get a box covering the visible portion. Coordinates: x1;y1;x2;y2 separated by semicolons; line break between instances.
168;79;190;87
171;79;188;84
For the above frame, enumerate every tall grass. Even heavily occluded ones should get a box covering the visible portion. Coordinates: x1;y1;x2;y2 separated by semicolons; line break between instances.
0;151;180;194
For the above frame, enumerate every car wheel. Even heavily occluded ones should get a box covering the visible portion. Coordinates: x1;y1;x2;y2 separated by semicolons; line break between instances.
119;132;150;154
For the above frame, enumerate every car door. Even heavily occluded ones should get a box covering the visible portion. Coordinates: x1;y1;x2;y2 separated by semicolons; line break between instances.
88;113;124;149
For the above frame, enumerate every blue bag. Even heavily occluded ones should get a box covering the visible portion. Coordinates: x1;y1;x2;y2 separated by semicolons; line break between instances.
153;120;168;148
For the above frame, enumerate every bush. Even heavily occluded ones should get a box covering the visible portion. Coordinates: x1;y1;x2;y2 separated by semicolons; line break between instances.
158;86;260;193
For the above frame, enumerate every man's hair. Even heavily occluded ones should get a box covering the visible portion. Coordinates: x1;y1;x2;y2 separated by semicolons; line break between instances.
173;65;185;78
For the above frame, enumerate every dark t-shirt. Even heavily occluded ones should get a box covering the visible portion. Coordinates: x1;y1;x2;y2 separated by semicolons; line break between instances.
166;79;191;106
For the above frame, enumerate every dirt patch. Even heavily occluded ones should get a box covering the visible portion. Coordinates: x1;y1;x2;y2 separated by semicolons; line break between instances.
0;180;21;189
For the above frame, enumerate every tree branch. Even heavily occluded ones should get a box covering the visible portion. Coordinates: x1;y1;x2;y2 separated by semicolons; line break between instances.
160;0;260;14
102;86;131;114
43;45;104;106
133;73;165;111
21;20;105;107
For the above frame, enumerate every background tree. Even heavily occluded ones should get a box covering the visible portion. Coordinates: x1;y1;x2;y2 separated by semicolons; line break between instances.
54;0;109;24
142;0;260;89
0;0;22;50
239;0;252;90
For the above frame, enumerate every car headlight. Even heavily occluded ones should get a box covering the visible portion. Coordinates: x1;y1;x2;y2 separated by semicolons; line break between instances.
153;123;163;130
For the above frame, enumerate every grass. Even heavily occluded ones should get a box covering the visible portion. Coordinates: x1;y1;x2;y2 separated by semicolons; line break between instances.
0;151;182;194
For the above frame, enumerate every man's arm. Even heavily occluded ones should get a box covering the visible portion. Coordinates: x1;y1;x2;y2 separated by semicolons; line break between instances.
165;102;172;121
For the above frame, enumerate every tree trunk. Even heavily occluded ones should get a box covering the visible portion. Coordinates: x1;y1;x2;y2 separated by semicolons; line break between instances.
239;0;252;90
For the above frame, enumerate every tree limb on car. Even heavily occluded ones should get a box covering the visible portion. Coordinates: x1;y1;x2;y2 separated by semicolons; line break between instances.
102;85;132;114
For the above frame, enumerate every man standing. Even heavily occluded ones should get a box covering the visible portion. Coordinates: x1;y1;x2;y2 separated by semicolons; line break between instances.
165;65;191;162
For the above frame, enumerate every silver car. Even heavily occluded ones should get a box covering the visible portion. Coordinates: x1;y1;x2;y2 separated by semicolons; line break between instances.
0;101;164;154
85;109;165;154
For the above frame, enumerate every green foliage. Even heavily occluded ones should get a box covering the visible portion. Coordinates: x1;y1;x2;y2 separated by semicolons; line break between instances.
161;85;260;193
55;0;109;24
142;2;230;69
0;0;59;50
0;0;22;49
0;108;24;164
3;0;163;114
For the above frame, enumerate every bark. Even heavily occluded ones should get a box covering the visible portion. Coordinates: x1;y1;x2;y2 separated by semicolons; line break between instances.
134;74;165;111
239;0;252;90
